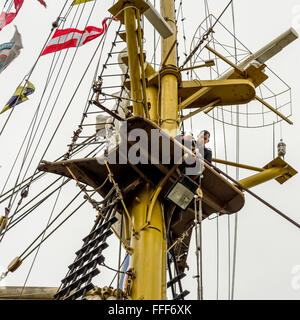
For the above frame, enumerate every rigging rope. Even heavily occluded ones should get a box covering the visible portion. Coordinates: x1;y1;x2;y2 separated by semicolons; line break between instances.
14;1;90;184
6;14;71;210
231;0;239;301
25;15;116;186
0;3;87;241
20;191;93;262
116;212;123;299
0;0;70;137
201;0;223;299
2;178;70;235
193;193;203;300
1;138;103;239
19;176;67;298
109;253;128;288
2;0;11;11
0;190;92;284
0;1;73;218
0;133;96;205
203;0;222;300
204;0;238;299
1;1;112;236
15;1;86;184
204;159;300;230
180;0;233;69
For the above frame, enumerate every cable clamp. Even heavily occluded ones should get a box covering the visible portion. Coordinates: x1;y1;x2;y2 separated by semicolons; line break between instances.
21;185;29;199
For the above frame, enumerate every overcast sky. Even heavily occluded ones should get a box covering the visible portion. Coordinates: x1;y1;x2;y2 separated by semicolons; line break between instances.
0;0;299;300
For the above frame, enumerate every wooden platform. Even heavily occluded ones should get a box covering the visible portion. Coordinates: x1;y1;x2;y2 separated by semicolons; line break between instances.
38;117;245;272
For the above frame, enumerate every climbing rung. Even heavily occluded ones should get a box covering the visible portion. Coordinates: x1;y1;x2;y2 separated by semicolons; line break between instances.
76;229;113;256
101;74;127;77
69;242;108;269
105;62;125;66
84;111;107;114
174;290;190;300
97;97;119;101
82;216;118;243
101;85;123;89
167;273;187;288
109;51;125;55
55;268;100;299
63;254;105;284
81;123;105;126
65;283;95;300
68;142;104;147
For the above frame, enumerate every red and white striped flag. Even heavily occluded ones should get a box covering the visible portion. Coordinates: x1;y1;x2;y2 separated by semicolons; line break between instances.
41;18;116;56
0;0;24;31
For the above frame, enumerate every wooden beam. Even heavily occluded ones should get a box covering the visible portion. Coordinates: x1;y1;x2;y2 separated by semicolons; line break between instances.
0;286;58;300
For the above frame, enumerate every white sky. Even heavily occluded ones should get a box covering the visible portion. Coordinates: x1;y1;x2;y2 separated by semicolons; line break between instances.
0;0;299;300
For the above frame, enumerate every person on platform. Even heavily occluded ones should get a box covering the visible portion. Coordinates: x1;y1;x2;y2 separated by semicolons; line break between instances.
175;130;212;163
196;130;212;163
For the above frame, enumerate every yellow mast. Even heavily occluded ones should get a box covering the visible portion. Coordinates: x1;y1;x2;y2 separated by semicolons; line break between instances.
105;0;297;301
111;1;176;300
124;6;144;117
4;0;297;302
160;0;179;137
128;0;179;300
123;0;179;300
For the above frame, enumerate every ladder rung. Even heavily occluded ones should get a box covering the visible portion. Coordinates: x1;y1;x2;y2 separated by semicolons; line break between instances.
63;254;105;284
81;123;104;126
82;216;118;243
68;142;104;147
55;268;99;299
174;290;190;300
78;136;96;139
99;97;119;101
84;111;106;114
71;242;108;268
101;85;123;89
167;273;187;288
65;283;94;300
105;62;125;66
101;74;126;77
76;229;113;256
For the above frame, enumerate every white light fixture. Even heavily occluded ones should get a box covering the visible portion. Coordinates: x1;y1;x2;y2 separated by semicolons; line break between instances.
240;28;298;68
220;27;298;80
166;175;199;211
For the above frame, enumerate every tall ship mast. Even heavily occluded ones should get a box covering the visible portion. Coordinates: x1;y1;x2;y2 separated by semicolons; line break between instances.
0;0;299;301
